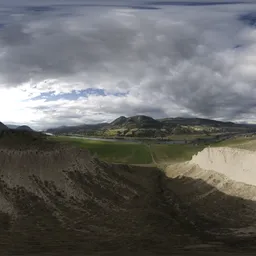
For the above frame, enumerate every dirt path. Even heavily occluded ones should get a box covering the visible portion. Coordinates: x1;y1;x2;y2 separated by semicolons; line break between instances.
146;144;157;165
146;144;178;170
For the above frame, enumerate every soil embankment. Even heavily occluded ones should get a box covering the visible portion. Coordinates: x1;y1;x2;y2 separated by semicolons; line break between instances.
1;132;256;255
166;146;256;247
190;147;256;186
0;132;203;255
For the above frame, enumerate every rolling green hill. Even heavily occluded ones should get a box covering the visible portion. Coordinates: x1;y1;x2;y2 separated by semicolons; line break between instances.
110;115;162;129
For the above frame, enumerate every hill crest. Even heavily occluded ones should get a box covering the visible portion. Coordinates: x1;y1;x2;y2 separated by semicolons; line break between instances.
45;115;256;136
15;125;34;132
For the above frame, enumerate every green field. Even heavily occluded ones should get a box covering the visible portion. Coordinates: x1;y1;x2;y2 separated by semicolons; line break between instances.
52;136;152;164
150;144;204;163
166;134;215;141
213;136;256;147
51;135;256;165
50;136;204;165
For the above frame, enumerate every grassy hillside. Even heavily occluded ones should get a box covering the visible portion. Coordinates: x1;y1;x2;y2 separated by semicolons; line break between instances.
111;115;162;129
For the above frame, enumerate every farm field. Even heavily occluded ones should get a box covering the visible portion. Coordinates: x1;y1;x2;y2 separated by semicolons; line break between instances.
50;136;204;165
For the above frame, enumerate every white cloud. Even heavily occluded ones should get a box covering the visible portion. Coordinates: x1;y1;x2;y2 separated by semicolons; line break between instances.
1;1;256;128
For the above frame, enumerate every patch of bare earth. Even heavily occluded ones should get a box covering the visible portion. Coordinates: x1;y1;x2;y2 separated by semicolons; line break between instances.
166;147;256;251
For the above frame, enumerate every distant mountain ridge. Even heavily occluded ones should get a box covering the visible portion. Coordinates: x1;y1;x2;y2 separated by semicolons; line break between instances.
46;123;107;134
158;117;237;127
2;123;34;132
6;124;19;129
45;115;256;137
15;125;34;132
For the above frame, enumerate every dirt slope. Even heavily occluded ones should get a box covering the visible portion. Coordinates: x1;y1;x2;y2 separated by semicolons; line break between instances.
0;134;204;255
190;147;256;186
166;146;256;246
1;133;256;255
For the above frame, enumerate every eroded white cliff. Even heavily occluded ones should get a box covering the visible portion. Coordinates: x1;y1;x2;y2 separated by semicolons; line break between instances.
190;147;256;186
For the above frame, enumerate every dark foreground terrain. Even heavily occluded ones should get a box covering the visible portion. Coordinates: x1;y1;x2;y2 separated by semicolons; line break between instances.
0;131;256;255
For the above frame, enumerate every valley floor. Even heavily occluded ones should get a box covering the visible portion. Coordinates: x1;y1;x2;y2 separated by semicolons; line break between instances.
50;135;205;165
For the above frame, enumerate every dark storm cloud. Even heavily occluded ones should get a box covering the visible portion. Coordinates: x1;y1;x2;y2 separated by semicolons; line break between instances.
0;23;31;45
1;0;160;11
1;0;256;127
146;1;251;6
24;6;56;12
239;12;256;26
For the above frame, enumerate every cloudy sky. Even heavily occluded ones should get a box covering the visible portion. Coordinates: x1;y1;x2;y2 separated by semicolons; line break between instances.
0;0;256;129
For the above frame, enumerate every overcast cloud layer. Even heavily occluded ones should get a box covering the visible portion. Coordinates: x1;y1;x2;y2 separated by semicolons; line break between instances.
0;0;256;129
